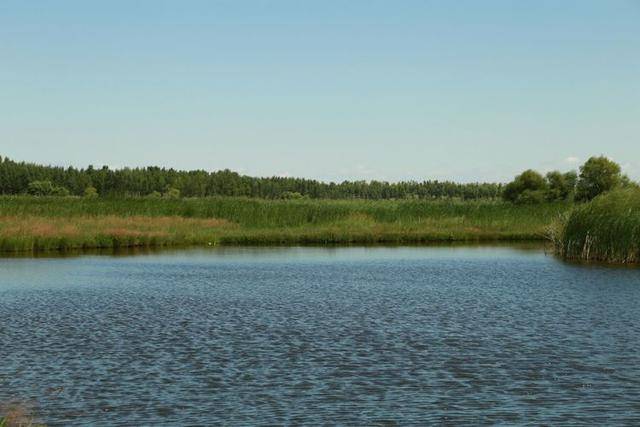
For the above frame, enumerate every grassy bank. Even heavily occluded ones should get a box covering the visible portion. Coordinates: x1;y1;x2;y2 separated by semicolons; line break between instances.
0;196;570;253
0;402;43;427
553;188;640;264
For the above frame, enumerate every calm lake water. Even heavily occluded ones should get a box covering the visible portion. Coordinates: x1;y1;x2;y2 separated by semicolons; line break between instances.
1;245;639;426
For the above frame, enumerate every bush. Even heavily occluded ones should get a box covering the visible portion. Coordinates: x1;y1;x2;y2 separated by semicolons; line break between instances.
280;191;305;200
84;186;99;198
27;180;70;197
27;180;55;196
163;187;181;199
517;189;546;204
52;186;70;197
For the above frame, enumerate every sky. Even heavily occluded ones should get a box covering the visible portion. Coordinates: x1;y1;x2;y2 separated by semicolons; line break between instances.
1;1;639;183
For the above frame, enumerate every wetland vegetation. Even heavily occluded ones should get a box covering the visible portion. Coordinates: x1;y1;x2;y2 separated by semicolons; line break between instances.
0;197;569;252
551;188;640;264
0;155;637;262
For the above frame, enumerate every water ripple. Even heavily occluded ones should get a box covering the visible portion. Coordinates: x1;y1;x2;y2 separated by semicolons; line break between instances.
1;246;640;425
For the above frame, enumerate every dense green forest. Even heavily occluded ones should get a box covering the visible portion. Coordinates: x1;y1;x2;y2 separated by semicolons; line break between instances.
0;155;501;200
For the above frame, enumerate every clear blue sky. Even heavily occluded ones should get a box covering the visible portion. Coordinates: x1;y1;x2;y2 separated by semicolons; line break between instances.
1;1;638;182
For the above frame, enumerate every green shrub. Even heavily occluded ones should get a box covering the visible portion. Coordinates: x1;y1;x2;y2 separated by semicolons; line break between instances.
517;189;546;204
84;186;99;198
280;191;304;200
163;187;181;199
27;180;69;197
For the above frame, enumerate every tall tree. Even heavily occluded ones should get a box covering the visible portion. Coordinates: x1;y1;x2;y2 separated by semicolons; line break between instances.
575;156;622;202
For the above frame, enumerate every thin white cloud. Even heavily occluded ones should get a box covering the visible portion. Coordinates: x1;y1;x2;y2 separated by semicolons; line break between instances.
564;156;580;164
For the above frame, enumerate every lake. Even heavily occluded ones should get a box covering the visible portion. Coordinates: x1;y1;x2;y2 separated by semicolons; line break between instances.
1;245;639;425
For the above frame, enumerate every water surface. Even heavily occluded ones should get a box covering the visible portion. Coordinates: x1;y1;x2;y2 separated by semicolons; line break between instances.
1;246;639;425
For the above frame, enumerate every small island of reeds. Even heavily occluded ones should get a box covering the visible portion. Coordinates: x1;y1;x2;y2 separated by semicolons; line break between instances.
552;188;640;264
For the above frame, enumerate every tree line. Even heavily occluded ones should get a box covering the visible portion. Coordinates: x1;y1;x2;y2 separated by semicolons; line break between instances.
0;155;502;200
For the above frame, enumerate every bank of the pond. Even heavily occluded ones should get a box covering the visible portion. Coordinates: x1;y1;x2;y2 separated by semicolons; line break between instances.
0;402;44;427
553;188;640;264
0;196;570;253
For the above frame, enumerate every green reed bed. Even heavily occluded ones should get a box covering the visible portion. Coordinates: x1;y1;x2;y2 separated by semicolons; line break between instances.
553;188;640;263
0;196;570;252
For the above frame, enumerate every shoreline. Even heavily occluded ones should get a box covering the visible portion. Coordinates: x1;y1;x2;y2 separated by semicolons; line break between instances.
0;238;550;258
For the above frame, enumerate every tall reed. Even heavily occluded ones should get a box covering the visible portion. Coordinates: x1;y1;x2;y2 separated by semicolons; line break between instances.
553;188;640;263
0;196;570;252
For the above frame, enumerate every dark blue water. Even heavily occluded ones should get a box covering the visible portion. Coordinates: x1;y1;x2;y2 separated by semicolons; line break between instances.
1;246;640;426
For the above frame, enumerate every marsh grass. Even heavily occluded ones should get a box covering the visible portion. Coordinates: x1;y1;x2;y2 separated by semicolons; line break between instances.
0;403;44;427
553;188;640;263
0;196;570;252
0;215;234;252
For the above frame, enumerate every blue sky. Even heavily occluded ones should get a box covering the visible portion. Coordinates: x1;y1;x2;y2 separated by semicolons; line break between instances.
1;1;638;182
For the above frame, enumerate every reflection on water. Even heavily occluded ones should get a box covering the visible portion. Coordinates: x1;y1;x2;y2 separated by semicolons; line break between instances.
0;240;549;259
1;246;639;425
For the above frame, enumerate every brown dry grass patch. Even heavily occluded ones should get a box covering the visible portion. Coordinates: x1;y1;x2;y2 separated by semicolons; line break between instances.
0;402;44;427
0;216;234;239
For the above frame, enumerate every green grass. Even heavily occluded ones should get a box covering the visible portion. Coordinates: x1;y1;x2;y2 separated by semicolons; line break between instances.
552;188;640;263
0;196;571;253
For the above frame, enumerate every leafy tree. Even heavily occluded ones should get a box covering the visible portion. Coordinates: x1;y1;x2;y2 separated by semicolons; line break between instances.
545;171;577;201
503;170;547;203
575;156;622;201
